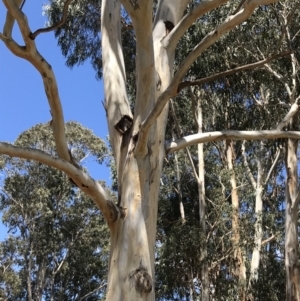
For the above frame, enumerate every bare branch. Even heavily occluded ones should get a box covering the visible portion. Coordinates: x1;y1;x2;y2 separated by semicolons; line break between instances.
3;0;23;38
166;130;300;153
232;0;246;15
3;0;32;42
264;63;292;97
124;0;155;127
0;33;25;57
177;51;291;93
0;142;118;224
30;0;73;40
275;102;299;130
264;148;281;185
101;0;133;184
2;1;71;162
163;0;229;52
261;234;276;246
78;283;107;301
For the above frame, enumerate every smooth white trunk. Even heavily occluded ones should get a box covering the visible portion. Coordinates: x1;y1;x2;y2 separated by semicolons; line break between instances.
103;2;186;300
248;143;263;291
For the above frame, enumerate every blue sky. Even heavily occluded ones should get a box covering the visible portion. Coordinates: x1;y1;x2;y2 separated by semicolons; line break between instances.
0;2;110;239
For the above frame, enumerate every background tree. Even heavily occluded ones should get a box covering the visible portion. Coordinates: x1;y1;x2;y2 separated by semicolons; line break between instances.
0;122;110;301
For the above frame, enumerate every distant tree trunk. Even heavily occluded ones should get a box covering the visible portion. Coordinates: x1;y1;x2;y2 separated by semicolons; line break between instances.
226;140;246;300
285;137;300;301
173;132;185;222
247;142;263;297
197;95;210;301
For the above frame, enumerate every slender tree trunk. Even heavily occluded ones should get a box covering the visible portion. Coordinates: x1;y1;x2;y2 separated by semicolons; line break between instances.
285;137;300;301
189;267;194;301
26;240;34;301
226;140;246;300
36;259;47;301
248;143;263;297
197;95;210;301
173;132;185;222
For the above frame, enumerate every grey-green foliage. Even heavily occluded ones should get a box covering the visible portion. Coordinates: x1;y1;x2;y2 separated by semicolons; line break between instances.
0;122;110;301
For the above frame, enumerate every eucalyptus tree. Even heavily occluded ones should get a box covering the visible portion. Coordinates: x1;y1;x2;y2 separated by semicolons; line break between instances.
1;0;299;300
0;122;109;301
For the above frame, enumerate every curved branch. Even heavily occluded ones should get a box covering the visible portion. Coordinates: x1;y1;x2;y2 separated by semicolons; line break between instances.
2;0;71;162
0;33;26;56
0;142;118;224
166;130;300;153
30;0;73;40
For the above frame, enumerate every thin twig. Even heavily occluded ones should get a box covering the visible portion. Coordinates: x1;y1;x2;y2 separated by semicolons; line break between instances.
261;234;276;246
78;283;107;301
20;0;26;10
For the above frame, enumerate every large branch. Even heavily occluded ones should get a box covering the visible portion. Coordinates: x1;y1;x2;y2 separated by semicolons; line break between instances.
139;0;278;149
166;130;300;153
101;0;133;185
121;0;155;127
2;0;71;162
0;142;119;224
163;0;229;52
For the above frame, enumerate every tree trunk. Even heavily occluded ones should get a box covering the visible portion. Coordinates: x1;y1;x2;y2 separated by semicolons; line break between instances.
285;138;300;301
226;140;246;300
248;143;263;297
197;95;210;301
102;1;186;299
173;132;185;222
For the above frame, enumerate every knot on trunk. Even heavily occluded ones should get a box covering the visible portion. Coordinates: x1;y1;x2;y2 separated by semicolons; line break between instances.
129;265;152;295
